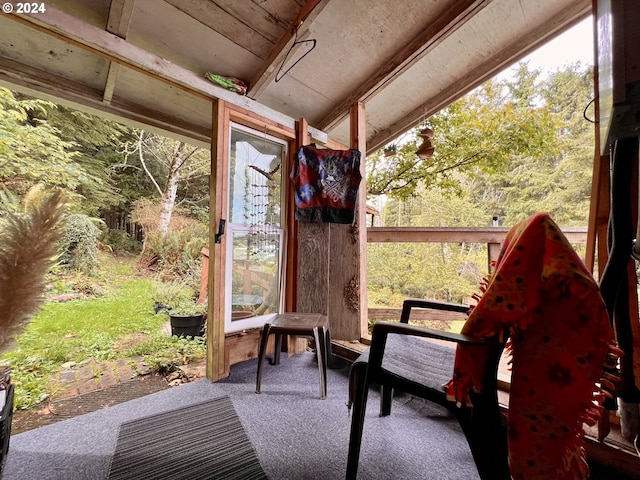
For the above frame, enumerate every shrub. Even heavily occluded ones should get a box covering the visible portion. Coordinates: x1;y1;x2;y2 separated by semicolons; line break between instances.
132;197;208;292
105;228;141;255
58;214;103;274
142;224;208;292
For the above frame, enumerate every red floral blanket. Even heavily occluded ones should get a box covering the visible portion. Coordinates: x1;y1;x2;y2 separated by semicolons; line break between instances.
446;213;620;479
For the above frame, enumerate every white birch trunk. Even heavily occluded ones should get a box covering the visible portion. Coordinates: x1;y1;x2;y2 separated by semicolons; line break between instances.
158;142;187;235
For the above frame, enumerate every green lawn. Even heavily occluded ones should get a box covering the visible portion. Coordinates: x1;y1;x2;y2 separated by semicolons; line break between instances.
0;255;205;409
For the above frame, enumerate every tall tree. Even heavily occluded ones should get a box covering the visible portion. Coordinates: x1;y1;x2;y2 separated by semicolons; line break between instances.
489;63;595;226
0;88;79;192
127;132;209;235
0;89;138;215
42;105;137;214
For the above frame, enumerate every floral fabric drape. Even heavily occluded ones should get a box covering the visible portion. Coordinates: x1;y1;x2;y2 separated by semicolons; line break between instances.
446;212;620;480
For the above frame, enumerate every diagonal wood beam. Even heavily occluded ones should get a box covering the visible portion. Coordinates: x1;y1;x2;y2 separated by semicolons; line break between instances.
365;4;592;154
103;0;136;105
247;0;329;98
315;0;493;133
107;0;136;37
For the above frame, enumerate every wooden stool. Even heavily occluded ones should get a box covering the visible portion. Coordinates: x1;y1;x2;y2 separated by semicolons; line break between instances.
255;313;330;399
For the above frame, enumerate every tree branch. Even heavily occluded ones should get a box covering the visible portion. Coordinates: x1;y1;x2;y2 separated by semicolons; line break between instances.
138;131;163;196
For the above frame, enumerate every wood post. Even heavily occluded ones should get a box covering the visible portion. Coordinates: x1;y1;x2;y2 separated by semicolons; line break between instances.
294;104;367;341
206;99;229;381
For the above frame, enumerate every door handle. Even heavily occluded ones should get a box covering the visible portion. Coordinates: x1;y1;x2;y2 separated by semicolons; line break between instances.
215;219;226;244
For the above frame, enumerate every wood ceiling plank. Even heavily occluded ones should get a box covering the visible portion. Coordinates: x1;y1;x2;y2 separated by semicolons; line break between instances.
249;0;305;27
247;0;329;98
315;0;493;133
5;5;299;131
214;0;289;37
163;0;278;57
364;3;592;154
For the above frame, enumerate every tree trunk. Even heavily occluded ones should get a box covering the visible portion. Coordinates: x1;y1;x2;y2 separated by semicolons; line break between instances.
158;142;187;235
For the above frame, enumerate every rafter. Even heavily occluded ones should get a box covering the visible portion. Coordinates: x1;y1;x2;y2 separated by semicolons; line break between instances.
4;5;299;130
0;56;210;145
103;0;136;105
107;0;136;37
316;0;493;134
365;5;592;154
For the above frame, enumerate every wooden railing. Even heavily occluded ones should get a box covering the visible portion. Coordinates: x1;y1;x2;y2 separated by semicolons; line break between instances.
367;225;588;244
366;225;588;320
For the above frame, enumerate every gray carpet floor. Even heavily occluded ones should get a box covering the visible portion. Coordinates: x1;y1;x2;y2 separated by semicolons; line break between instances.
3;352;480;479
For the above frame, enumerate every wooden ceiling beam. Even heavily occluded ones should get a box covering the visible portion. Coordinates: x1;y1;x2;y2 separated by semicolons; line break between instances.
106;0;136;37
365;4;592;154
102;0;136;105
316;0;494;133
0;55;210;146
247;0;329;98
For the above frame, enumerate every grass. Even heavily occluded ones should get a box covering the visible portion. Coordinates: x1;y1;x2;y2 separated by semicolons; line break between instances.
0;253;206;410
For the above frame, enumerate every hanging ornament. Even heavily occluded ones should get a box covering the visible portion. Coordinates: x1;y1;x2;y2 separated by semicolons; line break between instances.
416;127;435;159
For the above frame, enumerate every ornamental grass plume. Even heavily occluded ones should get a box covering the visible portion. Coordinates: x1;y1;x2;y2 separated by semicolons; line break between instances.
0;190;66;352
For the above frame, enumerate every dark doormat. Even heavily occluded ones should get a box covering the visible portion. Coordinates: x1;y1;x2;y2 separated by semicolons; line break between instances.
108;395;267;480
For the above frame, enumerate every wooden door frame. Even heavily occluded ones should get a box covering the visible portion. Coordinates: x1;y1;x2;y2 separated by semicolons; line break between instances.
207;100;296;381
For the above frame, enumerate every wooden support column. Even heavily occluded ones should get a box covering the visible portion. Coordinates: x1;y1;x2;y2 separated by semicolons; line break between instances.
325;104;367;340
206;99;229;381
487;242;501;272
291;118;324;354
295;106;367;341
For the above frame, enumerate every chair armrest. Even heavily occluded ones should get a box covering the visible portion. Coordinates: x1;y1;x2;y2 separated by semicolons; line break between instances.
373;320;498;346
400;298;470;323
367;320;502;371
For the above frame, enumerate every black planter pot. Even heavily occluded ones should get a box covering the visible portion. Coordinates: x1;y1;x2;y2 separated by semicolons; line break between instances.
169;314;205;338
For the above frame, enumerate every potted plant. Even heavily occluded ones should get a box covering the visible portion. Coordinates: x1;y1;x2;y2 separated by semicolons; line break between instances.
153;281;207;338
166;300;207;338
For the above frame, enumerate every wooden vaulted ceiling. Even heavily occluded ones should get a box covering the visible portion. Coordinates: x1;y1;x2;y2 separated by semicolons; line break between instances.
0;0;591;153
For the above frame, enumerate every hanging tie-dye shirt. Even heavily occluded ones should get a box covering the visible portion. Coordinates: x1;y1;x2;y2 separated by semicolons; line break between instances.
291;144;362;224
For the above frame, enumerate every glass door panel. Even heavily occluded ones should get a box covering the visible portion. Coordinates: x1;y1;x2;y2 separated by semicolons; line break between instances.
225;124;286;332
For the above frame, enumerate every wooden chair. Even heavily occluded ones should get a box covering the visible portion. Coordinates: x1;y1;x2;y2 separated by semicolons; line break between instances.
345;299;509;480
345;213;616;480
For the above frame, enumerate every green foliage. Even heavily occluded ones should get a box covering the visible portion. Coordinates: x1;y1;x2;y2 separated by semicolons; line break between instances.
480;63;595;226
58;214;103;274
104;229;142;255
367;63;595;307
123;335;205;374
141;223;208;291
0;89;128;215
22;99;137;215
169;302;207;316
152;280;205;316
367;68;561;199
377;180;495;311
0;88;80;193
0;265;206;409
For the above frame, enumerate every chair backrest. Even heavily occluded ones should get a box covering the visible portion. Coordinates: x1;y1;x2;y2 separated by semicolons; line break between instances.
446;212;617;479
